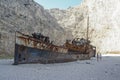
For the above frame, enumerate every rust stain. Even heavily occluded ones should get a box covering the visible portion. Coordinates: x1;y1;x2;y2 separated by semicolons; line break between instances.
17;35;68;53
17;31;95;55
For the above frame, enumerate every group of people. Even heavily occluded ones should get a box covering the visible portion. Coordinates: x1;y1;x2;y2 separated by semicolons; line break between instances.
97;52;102;61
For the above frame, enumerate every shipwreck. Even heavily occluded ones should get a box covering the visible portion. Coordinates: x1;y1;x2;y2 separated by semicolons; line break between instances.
13;31;96;65
13;16;96;65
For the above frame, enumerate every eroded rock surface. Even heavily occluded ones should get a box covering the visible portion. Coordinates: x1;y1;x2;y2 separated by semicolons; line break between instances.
0;0;70;54
48;0;120;53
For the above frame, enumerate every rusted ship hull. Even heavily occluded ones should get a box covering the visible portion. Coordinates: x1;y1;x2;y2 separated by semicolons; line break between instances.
14;44;93;65
14;44;73;64
13;31;96;65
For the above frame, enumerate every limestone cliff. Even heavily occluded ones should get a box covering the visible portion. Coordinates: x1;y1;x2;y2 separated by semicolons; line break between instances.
48;0;120;53
0;0;69;54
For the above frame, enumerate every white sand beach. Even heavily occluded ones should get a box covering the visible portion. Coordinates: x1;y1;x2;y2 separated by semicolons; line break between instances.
0;54;120;80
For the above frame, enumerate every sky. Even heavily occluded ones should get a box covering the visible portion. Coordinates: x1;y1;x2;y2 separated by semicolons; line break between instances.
34;0;83;9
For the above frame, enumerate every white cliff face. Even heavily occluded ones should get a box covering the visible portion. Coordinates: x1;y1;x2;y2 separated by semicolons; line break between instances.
83;0;120;53
48;7;87;38
0;0;68;54
0;0;119;54
48;0;120;53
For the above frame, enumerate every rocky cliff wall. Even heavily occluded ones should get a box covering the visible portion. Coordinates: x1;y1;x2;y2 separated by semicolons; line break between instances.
48;0;120;53
0;0;69;54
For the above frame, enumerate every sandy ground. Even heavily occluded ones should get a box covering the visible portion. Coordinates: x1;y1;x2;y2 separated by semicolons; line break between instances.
0;54;120;80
